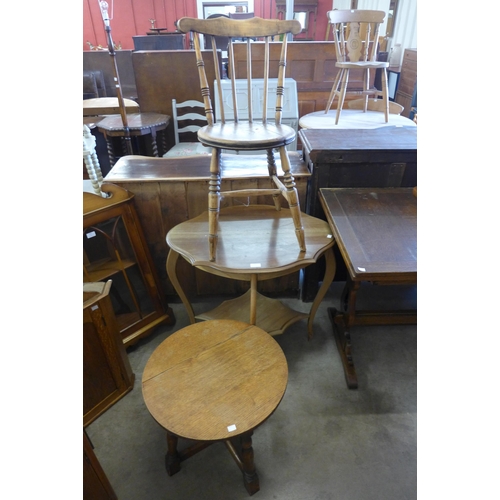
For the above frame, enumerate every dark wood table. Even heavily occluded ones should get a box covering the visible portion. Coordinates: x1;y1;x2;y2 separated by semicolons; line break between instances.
299;126;417;302
97;112;170;166
319;187;417;389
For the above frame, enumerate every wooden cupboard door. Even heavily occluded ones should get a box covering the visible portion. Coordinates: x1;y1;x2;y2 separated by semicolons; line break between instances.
83;314;120;417
84;431;117;500
83;282;134;427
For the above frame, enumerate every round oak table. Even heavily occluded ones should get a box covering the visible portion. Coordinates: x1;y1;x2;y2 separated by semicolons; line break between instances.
142;319;288;496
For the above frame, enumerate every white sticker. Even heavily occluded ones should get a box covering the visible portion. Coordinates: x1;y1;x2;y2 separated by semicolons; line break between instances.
91;305;99;311
250;263;261;268
327;234;332;238
227;424;237;432
357;267;366;272
86;231;96;239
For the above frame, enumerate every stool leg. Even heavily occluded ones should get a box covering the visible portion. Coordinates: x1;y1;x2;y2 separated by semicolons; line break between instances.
165;432;181;476
104;135;116;168
150;128;159;157
240;431;260;496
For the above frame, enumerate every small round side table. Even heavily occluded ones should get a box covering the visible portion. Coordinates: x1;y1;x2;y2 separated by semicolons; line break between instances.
97;112;170;167
142;319;288;496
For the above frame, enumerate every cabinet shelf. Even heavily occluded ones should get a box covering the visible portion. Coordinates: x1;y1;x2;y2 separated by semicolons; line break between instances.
83;183;175;347
84;257;137;282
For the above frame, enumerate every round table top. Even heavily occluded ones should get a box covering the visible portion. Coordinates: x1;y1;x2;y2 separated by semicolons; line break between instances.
142;320;288;441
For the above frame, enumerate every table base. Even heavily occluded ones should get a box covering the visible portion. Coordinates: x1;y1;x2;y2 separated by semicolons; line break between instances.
165;430;260;496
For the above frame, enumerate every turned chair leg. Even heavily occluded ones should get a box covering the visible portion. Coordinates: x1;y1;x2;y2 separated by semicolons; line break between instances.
208;147;222;261
278;147;306;253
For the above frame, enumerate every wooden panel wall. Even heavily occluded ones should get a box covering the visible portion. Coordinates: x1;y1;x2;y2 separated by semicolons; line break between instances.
131;49;222;150
83;0;332;51
232;41;374;117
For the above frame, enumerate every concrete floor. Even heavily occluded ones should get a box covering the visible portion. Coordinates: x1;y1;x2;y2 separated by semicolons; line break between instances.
86;282;417;500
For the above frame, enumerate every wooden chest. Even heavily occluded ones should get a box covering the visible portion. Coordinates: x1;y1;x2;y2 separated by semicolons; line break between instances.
104;153;311;299
299;126;417;300
300;127;417;220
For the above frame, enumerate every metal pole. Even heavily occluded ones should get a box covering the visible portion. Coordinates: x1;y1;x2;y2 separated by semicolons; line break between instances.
98;0;133;155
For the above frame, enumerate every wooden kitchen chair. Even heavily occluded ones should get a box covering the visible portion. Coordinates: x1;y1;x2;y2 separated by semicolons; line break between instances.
325;10;389;124
176;16;305;262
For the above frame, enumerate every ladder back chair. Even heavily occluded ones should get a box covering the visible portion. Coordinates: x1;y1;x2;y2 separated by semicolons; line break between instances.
163;99;211;157
176;16;305;262
326;9;389;124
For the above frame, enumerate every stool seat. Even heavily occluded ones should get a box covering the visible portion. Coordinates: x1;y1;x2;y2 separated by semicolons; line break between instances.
97;112;169;135
142;319;288;495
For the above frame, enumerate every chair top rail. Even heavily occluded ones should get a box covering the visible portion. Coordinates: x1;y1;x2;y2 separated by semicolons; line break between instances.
177;17;302;38
327;9;386;24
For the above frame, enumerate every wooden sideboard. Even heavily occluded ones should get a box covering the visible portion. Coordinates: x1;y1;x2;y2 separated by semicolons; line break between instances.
395;48;417;118
104;153;311;300
83;50;137;100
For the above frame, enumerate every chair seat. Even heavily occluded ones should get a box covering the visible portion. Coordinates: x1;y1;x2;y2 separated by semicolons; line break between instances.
336;61;389;69
198;122;296;150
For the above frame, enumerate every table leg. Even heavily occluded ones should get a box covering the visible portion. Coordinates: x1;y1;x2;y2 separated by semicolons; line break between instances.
240;431;260;496
165;432;181;476
329;276;360;389
307;246;336;340
166;249;196;324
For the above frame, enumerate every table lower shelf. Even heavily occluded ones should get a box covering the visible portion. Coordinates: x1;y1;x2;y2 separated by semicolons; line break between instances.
195;290;309;336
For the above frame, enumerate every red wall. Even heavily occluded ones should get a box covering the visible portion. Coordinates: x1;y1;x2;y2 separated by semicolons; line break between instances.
84;0;332;51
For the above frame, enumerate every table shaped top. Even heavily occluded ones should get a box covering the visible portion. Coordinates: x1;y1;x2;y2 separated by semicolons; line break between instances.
319;188;416;282
166;205;334;276
142;320;288;441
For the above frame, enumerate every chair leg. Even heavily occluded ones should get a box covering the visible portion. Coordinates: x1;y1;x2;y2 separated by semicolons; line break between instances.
266;149;281;211
363;69;370;112
325;69;342;113
278;147;306;253
381;68;389;123
335;69;349;125
208;147;222;262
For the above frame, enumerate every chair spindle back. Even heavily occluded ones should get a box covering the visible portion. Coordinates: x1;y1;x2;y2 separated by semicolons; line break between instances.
177;17;301;127
328;10;385;64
